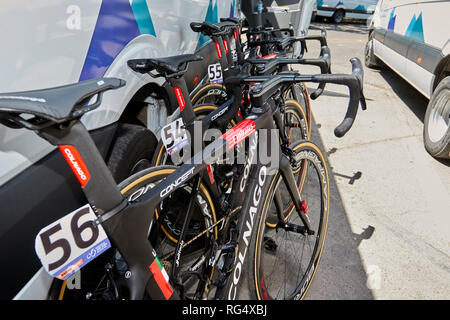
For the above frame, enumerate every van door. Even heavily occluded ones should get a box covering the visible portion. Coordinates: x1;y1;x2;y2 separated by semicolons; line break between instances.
372;1;408;80
402;1;448;98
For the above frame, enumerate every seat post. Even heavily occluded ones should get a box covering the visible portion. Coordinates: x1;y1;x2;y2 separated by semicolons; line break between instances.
39;121;124;215
210;34;233;79
168;77;196;129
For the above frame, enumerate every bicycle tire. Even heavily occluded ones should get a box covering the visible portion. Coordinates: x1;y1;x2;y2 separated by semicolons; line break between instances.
191;83;229;106
119;166;218;299
284;82;311;133
55;166;218;300
249;141;329;300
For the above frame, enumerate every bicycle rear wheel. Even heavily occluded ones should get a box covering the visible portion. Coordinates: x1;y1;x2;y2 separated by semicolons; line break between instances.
284;83;311;133
249;141;329;300
119;166;218;299
191;83;228;106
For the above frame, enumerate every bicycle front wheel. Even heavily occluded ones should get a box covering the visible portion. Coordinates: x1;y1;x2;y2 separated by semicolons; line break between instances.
249;141;329;300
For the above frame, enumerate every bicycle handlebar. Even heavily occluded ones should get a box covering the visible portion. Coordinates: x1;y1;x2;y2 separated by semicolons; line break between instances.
308;57;366;137
244;26;295;37
246;46;330;77
245;57;365;137
306;45;331;99
244;45;331;99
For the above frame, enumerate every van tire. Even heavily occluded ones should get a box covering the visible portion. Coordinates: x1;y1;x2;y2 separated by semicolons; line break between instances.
332;9;345;24
107;123;157;183
365;32;383;69
423;76;450;159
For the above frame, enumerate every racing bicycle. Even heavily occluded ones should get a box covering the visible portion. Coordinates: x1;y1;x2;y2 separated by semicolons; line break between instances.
0;53;365;299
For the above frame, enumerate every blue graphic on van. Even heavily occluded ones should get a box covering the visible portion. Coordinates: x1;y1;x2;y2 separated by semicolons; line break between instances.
230;0;236;18
197;0;219;49
405;12;424;43
79;0;156;81
131;0;156;36
388;8;396;31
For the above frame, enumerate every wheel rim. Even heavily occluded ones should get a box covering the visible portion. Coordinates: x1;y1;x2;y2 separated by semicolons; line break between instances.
256;145;329;300
121;169;217;299
428;88;450;143
130;158;152;175
334;11;344;23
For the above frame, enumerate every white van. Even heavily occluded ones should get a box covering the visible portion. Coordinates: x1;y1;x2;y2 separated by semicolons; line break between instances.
365;0;450;159
314;0;379;23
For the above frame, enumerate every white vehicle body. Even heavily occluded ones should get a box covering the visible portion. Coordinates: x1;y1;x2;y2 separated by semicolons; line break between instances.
316;0;379;20
369;0;450;99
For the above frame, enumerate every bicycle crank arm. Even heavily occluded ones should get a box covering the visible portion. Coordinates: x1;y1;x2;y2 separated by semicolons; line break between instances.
276;221;315;236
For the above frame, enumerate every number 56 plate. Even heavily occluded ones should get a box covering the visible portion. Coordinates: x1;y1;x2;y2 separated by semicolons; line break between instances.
35;204;111;280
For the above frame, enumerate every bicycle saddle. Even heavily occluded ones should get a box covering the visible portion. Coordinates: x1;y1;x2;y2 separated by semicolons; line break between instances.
0;77;125;125
128;54;203;76
190;21;235;36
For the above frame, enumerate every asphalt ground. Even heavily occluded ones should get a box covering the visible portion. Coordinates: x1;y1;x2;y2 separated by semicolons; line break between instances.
295;21;450;300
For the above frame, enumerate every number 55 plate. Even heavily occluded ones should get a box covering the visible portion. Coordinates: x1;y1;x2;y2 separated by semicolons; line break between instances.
35;204;111;280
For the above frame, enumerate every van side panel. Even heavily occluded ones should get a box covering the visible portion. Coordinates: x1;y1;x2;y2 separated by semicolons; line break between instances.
0;0;236;187
316;0;378;19
373;0;450;97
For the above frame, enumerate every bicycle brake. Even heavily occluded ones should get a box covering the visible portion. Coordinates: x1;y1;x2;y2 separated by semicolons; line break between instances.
281;144;297;165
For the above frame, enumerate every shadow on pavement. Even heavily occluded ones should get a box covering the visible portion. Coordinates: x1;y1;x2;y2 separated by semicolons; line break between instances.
305;114;374;299
378;67;450;168
378;66;450;168
378;67;428;123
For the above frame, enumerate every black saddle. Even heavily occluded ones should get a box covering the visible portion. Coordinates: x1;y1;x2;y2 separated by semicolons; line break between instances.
0;78;125;128
190;21;236;36
127;54;203;76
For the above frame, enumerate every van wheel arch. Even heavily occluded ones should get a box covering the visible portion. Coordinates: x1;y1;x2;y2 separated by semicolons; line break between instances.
432;55;450;92
106;83;171;181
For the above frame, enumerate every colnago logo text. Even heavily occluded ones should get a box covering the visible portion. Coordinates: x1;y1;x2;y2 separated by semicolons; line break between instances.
228;164;267;300
59;145;90;188
240;132;258;192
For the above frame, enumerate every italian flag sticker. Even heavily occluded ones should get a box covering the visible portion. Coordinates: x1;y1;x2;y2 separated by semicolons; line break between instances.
149;256;173;300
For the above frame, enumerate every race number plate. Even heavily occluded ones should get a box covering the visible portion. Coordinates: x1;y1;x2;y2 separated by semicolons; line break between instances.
35;204;111;280
161;118;189;155
208;63;223;84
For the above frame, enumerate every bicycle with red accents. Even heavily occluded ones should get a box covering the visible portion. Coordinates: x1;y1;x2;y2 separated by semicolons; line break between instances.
0;48;365;299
